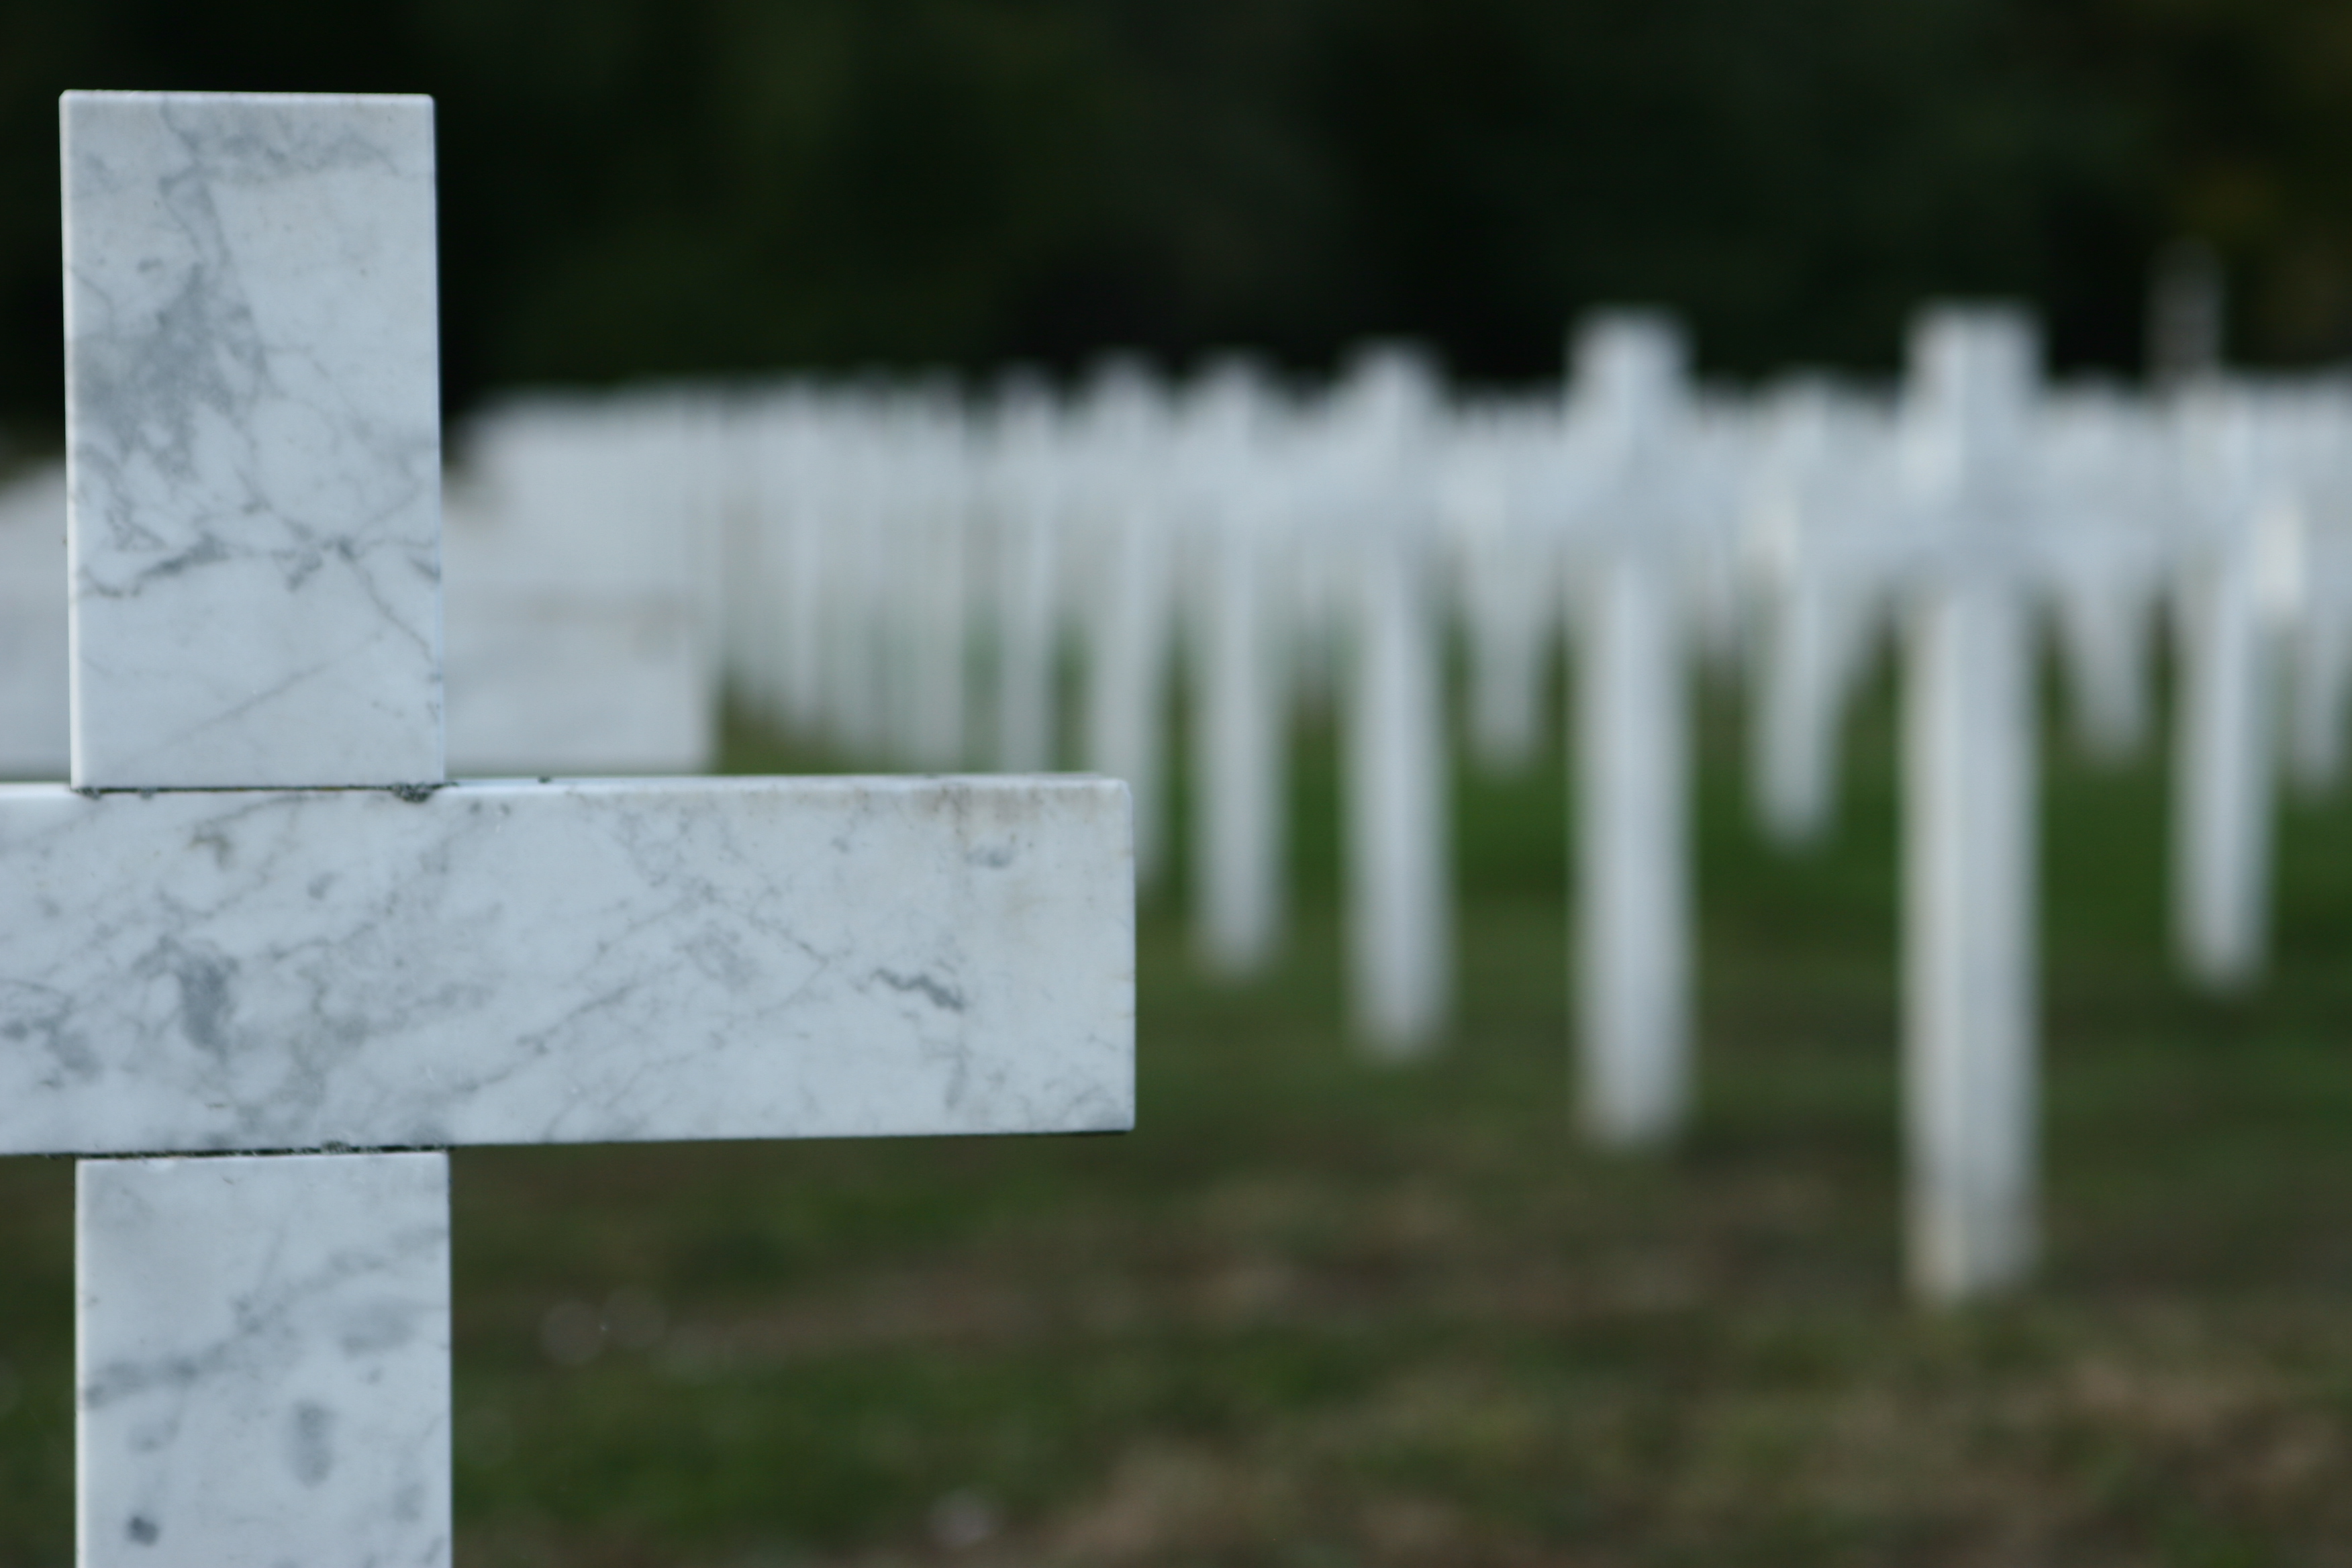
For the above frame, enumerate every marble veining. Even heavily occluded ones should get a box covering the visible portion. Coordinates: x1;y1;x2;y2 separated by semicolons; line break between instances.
78;1152;450;1568
63;92;443;790
0;776;1134;1155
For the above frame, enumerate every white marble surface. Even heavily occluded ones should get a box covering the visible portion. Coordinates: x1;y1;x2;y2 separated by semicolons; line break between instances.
0;776;1132;1155
79;1152;450;1568
64;92;443;790
0;462;68;779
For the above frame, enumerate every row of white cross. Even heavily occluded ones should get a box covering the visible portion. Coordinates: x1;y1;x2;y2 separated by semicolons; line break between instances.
182;309;2339;1307
5;92;1132;1567
707;313;2352;1303
17;307;2342;1005
10;269;2349;1306
252;314;2349;1035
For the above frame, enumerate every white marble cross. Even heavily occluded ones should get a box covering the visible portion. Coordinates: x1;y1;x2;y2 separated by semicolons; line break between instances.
1329;346;1453;1055
2169;387;2292;991
1900;307;2041;1301
1562;313;1708;1148
18;91;1131;1567
1185;362;1291;977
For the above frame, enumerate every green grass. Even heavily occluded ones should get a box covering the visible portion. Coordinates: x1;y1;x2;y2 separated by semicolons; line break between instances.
6;656;2352;1565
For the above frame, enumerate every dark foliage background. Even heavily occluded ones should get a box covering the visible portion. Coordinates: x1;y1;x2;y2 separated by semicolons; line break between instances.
1;0;2349;424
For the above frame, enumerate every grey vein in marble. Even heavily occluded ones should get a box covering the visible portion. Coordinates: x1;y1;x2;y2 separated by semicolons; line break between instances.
78;1152;450;1568
0;776;1134;1155
64;92;443;789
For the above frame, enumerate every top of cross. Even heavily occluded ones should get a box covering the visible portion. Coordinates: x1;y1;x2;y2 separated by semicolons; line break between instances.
64;91;443;791
1903;306;2041;503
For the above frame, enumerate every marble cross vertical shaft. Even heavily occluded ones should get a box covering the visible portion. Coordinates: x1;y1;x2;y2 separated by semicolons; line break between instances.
2171;389;2284;993
1900;307;2040;1303
1333;346;1453;1056
26;91;1132;1568
1189;364;1288;976
1570;313;1696;1149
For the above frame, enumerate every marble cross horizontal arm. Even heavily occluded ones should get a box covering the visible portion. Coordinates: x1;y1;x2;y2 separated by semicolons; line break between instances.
0;775;1134;1156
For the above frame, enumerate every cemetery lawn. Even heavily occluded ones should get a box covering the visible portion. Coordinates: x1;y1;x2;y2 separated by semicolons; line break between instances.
7;669;2352;1567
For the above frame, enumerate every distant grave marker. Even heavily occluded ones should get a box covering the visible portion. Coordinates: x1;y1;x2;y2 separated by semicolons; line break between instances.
1187;361;1289;976
1333;345;1452;1053
1565;313;1704;1147
1900;307;2041;1301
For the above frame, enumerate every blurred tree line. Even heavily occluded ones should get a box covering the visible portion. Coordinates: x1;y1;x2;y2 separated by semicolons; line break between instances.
1;0;2349;424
